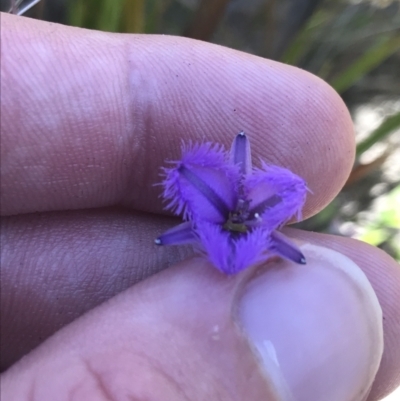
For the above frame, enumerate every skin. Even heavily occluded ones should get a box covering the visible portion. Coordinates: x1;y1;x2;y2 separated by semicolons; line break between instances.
1;13;399;401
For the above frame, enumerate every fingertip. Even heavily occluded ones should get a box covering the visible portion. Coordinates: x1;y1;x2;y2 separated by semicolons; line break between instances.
0;258;280;401
283;228;400;400
1;16;354;219
125;35;356;217
2;247;387;401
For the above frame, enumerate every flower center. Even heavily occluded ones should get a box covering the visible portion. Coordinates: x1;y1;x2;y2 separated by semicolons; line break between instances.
223;215;248;233
222;198;251;234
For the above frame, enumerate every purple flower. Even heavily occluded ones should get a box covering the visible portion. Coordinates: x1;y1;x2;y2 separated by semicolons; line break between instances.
155;132;308;274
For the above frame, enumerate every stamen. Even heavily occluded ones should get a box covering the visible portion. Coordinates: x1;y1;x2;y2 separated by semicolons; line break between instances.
249;194;282;217
243;212;262;228
270;231;306;264
179;165;230;219
231;131;252;175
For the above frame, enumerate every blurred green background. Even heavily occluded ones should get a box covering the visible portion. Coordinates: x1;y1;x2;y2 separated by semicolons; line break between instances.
6;0;400;261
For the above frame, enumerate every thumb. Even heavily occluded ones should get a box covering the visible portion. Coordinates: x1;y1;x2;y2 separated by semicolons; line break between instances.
1;243;383;401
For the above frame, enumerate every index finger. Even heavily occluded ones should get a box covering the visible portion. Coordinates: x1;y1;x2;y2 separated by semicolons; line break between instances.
0;13;354;217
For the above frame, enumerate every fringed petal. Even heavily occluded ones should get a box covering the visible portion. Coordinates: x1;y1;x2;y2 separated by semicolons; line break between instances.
196;222;272;274
161;142;240;223
157;135;309;275
244;163;307;230
155;222;197;246
269;231;306;264
230;131;252;175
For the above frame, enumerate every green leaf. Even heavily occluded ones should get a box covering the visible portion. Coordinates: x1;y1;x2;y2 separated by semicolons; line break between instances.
123;0;145;33
68;0;87;27
359;228;390;246
356;110;400;157
96;0;126;32
380;185;400;228
331;35;400;93
281;9;330;65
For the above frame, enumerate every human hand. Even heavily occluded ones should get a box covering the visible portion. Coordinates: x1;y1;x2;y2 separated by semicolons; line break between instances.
1;13;399;401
